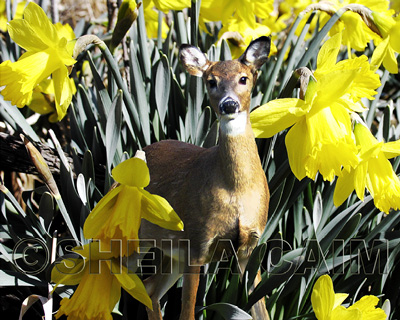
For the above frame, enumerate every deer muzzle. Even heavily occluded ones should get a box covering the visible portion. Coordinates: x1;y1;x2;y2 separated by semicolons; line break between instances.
219;97;240;115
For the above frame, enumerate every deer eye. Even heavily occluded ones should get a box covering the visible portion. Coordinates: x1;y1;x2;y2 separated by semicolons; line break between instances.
208;79;217;88
239;76;248;85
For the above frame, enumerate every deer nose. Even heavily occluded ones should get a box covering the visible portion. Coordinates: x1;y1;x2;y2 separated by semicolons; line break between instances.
219;97;239;115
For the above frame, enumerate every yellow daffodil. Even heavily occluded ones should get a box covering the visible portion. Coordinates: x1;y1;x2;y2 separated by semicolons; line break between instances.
150;0;190;13
341;0;389;51
312;275;386;320
281;0;312;17
52;242;152;320
27;79;55;116
0;2;76;121
0;0;25;31
83;157;183;256
251;73;359;181
0;0;7;31
217;13;277;59
348;295;389;319
370;11;400;73
330;10;377;52
261;11;291;36
314;33;381;103
110;0;139;51
252;0;274;21
26;75;76;122
251;33;381;181
300;0;388;52
312;275;361;319
334;123;400;213
391;0;400;12
143;0;169;39
199;0;237;23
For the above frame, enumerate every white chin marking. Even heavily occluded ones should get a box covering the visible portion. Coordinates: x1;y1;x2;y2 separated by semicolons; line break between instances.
219;111;247;136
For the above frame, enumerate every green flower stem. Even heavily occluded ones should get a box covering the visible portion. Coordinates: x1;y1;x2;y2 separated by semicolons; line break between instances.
74;35;145;147
277;8;346;100
296;8;346;69
190;0;200;47
279;12;316;95
262;14;303;104
367;68;390;127
48;129;80;242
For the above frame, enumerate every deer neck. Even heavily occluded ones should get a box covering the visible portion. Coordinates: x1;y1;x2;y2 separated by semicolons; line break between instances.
217;111;261;190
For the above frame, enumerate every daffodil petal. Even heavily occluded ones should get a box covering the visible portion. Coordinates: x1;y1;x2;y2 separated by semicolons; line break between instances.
335;56;380;101
371;37;390;72
305;106;359;181
140;189;184;231
9;3;76;66
200;0;236;23
354;124;379;153
7;19;48;52
113;261;153;310
55;262;119;320
313;69;357;108
389;20;400;52
360;142;383;162
366;154;400;213
349;295;387;320
0;49;60;107
285;118;310;180
22;2;60;48
250;98;306;138
334;170;356;207
78;241;119;261
382;140;400;159
337;96;367;113
152;0;190;13
332;305;362;320
51;258;85;287
354;163;367;201
382;46;398;74
340;11;371;52
316;33;341;72
311;275;335;320
84;186;142;250
112;158;150;187
333;293;349;309
52;66;74;121
27;83;55;115
350;295;378;311
83;186;122;238
54;22;76;42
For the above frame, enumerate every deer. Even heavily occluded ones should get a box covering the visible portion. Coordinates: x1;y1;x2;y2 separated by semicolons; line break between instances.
138;36;271;320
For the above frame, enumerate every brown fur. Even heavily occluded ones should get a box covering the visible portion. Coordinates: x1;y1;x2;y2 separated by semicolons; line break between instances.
140;37;271;320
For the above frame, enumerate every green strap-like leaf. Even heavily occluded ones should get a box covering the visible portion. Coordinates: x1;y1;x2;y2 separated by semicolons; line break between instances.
197;302;252;320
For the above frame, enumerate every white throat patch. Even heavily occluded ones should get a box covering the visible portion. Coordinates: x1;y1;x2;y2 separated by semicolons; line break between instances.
219;111;248;136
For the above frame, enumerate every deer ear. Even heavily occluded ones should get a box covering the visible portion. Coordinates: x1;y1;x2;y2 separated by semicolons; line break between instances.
239;36;271;70
179;45;210;77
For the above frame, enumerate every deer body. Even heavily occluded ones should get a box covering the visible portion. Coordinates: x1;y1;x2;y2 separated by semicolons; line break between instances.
139;37;271;320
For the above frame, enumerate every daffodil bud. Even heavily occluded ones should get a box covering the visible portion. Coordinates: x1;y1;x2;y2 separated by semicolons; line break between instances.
110;0;140;52
304;75;317;102
21;134;61;198
370;11;396;38
295;67;314;100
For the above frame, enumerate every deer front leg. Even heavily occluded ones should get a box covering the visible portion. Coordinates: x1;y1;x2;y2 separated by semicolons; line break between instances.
179;265;201;320
250;269;270;320
239;257;270;320
144;254;183;320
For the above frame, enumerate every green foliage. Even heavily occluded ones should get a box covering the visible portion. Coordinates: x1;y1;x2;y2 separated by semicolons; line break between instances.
1;1;399;319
